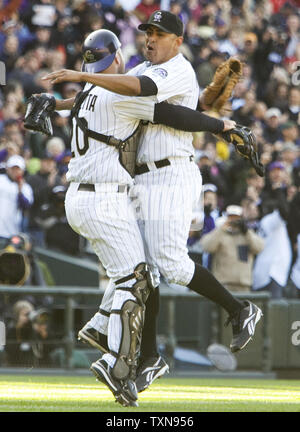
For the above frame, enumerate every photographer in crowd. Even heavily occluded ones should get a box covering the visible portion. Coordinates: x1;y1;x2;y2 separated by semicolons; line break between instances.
0;232;55;323
200;205;265;293
5;300;55;367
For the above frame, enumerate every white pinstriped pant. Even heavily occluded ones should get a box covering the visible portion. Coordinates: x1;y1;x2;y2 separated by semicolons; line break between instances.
134;159;202;286
65;182;146;365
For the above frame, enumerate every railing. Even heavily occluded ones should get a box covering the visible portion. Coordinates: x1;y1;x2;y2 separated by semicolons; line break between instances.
0;286;271;372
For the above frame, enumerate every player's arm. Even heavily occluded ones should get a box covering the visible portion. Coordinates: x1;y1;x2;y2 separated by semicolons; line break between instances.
42;69;158;97
153;102;235;133
55;97;76;110
115;96;234;133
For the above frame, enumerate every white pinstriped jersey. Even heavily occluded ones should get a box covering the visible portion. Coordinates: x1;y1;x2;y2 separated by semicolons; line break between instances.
66;84;155;185
127;53;200;164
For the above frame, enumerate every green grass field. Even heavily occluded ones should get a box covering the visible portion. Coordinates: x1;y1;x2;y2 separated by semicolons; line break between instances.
0;375;300;412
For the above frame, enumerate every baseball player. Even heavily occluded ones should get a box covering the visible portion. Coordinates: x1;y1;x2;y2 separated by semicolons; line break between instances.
43;11;263;394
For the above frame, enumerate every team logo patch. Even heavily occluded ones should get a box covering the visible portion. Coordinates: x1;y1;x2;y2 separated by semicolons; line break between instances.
153;11;162;22
152;68;168;78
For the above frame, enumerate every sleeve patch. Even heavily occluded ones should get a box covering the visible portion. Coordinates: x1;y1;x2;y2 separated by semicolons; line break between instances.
152;68;168;78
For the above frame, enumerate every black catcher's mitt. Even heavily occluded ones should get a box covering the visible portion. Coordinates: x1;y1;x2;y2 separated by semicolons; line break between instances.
220;125;265;177
24;93;56;136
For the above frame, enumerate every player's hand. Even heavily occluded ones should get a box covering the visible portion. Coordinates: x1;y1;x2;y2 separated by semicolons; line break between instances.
42;69;83;84
16;174;24;189
222;119;236;131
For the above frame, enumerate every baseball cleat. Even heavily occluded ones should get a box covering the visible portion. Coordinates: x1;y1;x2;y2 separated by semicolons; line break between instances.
90;359;138;407
225;300;263;353
135;356;169;393
78;325;108;352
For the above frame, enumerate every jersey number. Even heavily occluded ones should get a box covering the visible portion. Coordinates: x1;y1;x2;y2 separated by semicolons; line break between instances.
75;124;89;156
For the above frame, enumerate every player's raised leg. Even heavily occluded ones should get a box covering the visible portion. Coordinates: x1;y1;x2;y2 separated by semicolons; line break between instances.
137;163;262;355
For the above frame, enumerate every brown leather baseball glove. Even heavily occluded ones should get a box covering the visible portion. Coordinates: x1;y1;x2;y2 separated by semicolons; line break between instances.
201;58;243;112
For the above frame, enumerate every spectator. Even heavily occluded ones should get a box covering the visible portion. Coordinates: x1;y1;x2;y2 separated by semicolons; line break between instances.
242;32;258;67
279;120;300;147
25;0;57;31
285;86;300;124
233;168;265;206
241;196;261;231
252;101;268;127
218;28;241;56
0;0;22;26
35;185;81;256
8;50;42;98
265;82;289;112
32;69;61;97
71;0;101;40
280;142;300;179
200;205;264;292
134;0;160;22
2;119;24;154
0;140;21;172
288;190;300;298
196;51;227;89
0;34;20;73
290;232;300;298
1;81;25;124
285;13;300;58
125;32;146;71
232;90;257;126
50;111;71;149
5;300;55;367
253;25;284;100
26;25;52;51
197;144;229;200
199;183;221;269
263;107;283;144
0;155;33;239
26;152;62;245
252;162;292;298
45;136;65;161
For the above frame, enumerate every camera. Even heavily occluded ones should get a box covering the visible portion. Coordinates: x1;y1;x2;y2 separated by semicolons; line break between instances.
0;235;31;286
230;218;248;234
28;309;49;325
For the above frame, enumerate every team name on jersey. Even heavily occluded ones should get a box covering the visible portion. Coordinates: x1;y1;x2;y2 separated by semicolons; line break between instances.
81;93;98;112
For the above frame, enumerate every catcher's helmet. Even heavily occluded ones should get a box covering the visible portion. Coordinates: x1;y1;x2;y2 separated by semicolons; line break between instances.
82;29;121;73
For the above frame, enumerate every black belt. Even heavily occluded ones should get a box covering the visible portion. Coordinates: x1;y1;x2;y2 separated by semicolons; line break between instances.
78;184;127;193
135;156;193;175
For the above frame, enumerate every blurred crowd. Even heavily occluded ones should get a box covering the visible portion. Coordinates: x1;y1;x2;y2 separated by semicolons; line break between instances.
0;0;300;301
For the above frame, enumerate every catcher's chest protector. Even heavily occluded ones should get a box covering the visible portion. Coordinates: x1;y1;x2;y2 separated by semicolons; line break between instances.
118;123;145;178
71;87;146;178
